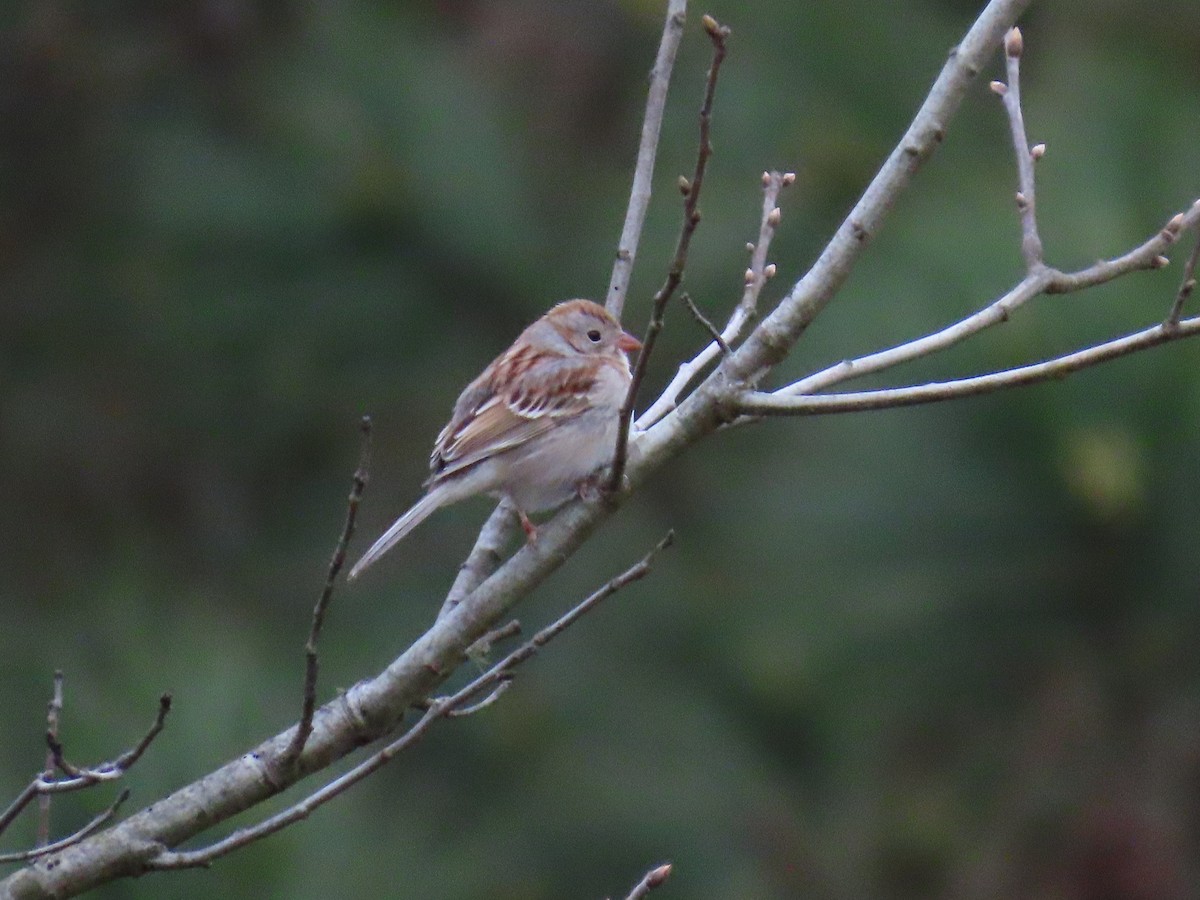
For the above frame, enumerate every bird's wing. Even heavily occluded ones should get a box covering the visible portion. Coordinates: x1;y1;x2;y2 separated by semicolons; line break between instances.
429;349;599;482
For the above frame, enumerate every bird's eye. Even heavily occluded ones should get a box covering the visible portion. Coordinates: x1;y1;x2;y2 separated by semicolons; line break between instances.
586;329;602;342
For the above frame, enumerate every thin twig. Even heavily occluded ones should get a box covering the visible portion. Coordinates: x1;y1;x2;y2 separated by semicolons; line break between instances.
37;672;64;846
993;27;1043;269
0;693;170;844
45;693;172;785
619;862;674;900
446;681;513;718
284;417;373;767
147;533;675;871
465;619;523;662
679;293;729;353
775;198;1200;400
719;0;1037;390
636;170;791;429
606;0;689;320
108;694;172;773
734;313;1200;417
1166;226;1200;325
610;15;730;491
0;790;130;865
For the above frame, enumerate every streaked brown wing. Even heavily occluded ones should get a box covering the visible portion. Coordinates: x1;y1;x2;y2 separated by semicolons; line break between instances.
429;353;596;482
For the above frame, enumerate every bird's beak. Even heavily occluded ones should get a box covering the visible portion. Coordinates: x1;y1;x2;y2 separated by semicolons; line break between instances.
618;331;642;353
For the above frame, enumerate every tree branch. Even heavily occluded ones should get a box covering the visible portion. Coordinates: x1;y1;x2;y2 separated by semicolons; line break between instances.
437;499;519;621
1166;227;1200;325
606;0;688;320
712;0;1036;391
993;27;1044;270
283;416;372;766
770;200;1199;403
36;672;63;847
0;691;170;847
609;13;730;491
145;534;673;871
0;792;130;866
733;313;1200;417
16;4;1196;897
636;170;792;429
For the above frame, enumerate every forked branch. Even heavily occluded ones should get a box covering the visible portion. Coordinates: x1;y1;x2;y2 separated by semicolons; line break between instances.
146;533;673;871
610;14;730;491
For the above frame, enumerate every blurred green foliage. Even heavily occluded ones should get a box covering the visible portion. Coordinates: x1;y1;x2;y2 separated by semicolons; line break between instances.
3;1;1200;897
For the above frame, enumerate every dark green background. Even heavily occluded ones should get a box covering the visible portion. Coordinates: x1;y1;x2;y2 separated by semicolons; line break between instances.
3;1;1200;897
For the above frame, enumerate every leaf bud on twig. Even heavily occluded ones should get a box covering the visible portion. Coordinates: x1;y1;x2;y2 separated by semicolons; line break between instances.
647;864;673;886
1005;27;1023;58
677;175;691;195
1030;143;1046;160
767;207;782;228
764;264;777;280
989;80;1007;96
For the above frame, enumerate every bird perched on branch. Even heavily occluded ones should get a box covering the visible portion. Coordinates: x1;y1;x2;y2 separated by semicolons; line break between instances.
348;299;642;580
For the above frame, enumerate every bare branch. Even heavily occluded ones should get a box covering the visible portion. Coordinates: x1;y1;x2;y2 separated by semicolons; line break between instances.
993;27;1044;269
636;170;792;429
774;198;1200;401
284;416;373;766
734;314;1200;417
679;293;729;353
37;672;64;846
610;15;731;491
1166;226;1200;325
146;533;673;871
606;0;688;319
107;694;172;773
619;862;674;900
438;500;520;621
0;791;130;866
17;5;1173;896
718;0;1037;389
465;619;523;661
1;692;169;848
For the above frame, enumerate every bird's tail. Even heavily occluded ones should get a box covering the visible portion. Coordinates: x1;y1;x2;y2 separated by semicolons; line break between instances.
347;491;444;581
